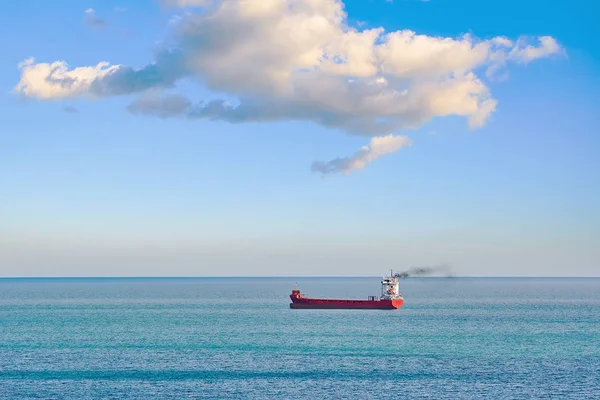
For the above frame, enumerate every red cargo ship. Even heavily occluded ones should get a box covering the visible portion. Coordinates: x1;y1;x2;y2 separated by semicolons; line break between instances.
289;272;404;310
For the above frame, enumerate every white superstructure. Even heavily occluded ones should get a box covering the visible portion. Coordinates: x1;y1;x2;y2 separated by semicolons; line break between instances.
380;271;403;300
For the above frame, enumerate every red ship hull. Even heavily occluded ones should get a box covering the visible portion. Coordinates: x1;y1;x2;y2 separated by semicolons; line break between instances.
289;293;403;310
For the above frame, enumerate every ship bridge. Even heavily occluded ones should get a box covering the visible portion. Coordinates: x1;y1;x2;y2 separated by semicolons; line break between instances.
381;273;403;300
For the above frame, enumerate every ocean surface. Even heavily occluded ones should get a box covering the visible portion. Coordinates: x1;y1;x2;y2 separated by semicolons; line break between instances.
0;277;598;399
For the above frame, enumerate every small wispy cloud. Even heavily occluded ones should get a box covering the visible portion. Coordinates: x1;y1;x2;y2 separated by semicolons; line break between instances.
127;91;191;118
311;135;413;176
84;8;107;28
63;106;79;113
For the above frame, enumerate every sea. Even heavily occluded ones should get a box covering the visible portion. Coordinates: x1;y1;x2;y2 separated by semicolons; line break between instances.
0;277;598;399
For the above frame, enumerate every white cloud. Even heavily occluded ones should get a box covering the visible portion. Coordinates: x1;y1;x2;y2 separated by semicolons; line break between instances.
312;135;413;175
14;58;120;100
14;48;185;100
13;0;565;174
509;36;565;63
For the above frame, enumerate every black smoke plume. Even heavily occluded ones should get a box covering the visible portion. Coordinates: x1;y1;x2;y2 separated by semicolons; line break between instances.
394;263;453;278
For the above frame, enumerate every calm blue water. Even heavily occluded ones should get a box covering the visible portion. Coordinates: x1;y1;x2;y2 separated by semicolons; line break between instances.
0;277;598;399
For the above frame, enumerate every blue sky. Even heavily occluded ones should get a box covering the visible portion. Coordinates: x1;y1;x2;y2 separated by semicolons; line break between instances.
1;0;598;276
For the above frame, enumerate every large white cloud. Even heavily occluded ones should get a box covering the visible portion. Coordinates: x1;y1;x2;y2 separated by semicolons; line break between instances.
13;0;565;174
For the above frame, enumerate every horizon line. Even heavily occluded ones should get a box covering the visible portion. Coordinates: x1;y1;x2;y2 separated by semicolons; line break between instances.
0;275;598;279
